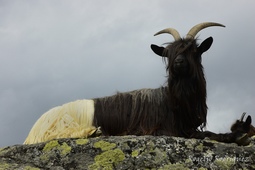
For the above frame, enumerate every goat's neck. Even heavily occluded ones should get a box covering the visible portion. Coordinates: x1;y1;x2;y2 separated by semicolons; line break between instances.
168;77;207;134
168;77;205;103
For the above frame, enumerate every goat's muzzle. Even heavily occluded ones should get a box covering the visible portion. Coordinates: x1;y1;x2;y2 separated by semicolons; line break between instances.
174;55;188;75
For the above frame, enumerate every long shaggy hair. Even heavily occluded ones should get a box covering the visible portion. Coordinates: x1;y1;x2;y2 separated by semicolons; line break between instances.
93;38;207;138
166;39;207;134
94;88;171;136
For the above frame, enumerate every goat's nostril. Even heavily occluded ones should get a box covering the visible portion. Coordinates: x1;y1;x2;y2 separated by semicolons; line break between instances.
175;55;185;64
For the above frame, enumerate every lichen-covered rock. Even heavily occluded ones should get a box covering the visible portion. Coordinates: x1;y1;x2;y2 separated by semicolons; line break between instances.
0;136;255;169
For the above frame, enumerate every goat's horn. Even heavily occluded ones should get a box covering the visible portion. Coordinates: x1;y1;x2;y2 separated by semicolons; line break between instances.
240;112;246;121
186;22;225;39
154;28;181;41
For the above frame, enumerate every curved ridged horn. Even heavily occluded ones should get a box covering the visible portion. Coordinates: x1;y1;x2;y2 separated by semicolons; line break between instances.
154;28;181;41
186;22;225;39
240;112;246;121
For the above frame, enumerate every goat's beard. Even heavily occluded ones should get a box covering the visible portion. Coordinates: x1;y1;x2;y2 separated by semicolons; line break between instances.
167;71;207;135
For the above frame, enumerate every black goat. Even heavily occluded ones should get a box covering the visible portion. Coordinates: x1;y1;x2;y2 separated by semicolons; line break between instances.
231;112;255;138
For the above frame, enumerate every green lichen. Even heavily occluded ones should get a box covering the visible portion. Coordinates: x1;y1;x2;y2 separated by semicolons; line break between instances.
184;138;197;149
0;163;10;170
42;140;71;156
214;157;235;170
24;166;40;170
59;142;71;156
76;138;89;145
89;140;125;169
119;142;130;151
146;140;155;151
159;163;189;170
131;150;139;157
185;158;193;167
195;143;204;151
0;147;8;157
89;149;125;170
40;153;48;162
93;140;116;151
43;140;59;152
150;148;166;163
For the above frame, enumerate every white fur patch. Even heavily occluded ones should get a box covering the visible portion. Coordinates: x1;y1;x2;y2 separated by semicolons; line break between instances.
24;99;95;144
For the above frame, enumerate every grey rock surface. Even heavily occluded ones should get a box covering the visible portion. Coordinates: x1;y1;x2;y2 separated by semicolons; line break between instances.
0;136;255;169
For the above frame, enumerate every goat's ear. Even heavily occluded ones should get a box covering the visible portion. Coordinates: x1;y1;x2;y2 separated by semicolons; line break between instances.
151;44;168;57
245;115;252;125
243;115;252;131
198;37;213;54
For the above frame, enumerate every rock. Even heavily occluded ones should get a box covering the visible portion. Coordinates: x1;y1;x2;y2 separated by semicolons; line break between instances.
0;136;255;169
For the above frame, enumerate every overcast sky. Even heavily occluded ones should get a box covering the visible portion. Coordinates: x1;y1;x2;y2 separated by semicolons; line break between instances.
0;1;254;147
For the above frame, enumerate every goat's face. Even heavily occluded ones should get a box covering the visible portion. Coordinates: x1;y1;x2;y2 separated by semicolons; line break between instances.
231;113;255;137
151;22;225;78
151;37;213;78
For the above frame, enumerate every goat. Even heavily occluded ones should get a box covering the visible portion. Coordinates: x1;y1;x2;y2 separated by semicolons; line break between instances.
24;22;252;146
231;112;255;137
